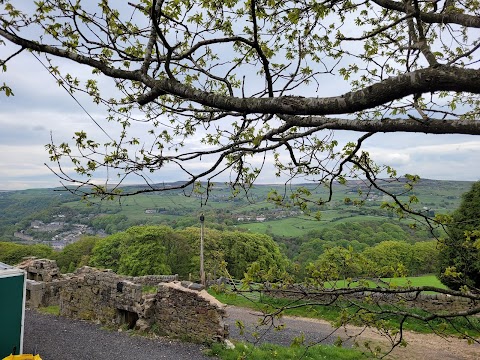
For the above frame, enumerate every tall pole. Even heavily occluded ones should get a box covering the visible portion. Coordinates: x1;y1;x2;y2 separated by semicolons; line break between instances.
199;213;205;286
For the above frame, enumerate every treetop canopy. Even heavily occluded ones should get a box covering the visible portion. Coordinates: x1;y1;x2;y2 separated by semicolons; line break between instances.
1;0;479;198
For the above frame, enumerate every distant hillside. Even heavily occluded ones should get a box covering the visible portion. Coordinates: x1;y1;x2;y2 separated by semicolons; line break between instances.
0;179;473;246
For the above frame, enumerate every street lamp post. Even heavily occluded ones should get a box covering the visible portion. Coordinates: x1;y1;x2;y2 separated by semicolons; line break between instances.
199;214;205;286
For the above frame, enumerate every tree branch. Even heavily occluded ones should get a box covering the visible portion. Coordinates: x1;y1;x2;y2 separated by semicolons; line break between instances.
1;28;479;131
372;0;480;28
281;115;480;135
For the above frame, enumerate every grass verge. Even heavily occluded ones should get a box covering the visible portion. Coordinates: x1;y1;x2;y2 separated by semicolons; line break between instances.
206;342;369;360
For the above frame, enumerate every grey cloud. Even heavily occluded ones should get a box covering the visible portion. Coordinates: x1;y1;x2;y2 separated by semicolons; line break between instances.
0;122;50;145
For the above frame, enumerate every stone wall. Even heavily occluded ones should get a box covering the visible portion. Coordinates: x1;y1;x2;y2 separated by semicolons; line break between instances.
153;282;226;342
393;292;474;313
60;267;142;324
131;274;179;286
17;258;64;308
26;279;66;308
262;285;475;313
59;267;227;343
15;259;227;343
17;258;60;282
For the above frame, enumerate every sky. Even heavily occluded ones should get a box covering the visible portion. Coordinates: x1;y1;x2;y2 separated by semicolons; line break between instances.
1;34;479;191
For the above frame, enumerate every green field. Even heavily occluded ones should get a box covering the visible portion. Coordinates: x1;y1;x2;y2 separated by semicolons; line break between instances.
322;274;447;290
235;213;407;237
382;274;446;288
236;217;331;237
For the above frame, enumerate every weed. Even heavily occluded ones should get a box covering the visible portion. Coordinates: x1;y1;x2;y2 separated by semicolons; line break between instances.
37;305;60;316
141;285;158;294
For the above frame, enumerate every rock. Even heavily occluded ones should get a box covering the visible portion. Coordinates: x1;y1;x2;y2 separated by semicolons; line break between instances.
135;318;151;332
224;339;235;350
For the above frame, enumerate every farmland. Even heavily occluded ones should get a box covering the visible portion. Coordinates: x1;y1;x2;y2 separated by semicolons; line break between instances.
0;178;473;248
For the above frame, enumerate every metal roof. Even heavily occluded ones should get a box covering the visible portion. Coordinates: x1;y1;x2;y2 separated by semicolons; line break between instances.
0;262;25;278
0;262;13;271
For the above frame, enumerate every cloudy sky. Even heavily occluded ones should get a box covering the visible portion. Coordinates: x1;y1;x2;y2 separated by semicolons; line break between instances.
1;46;479;191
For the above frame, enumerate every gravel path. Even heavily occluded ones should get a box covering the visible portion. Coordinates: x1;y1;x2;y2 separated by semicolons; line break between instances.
24;306;349;360
23;310;212;360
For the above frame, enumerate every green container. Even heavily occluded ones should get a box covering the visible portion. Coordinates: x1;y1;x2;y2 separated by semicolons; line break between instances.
0;263;26;358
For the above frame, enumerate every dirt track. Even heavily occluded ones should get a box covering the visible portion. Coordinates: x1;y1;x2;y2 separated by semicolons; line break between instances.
225;306;480;359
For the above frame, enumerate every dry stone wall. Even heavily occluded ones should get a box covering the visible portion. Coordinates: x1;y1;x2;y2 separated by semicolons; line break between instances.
153;282;227;342
262;285;475;313
17;258;64;308
16;259;227;344
59;267;227;343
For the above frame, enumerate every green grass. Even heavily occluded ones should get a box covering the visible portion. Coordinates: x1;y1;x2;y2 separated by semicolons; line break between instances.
37;305;60;316
142;285;158;294
383;274;446;288
235;212;399;237
206;342;369;360
235;215;339;237
323;274;448;291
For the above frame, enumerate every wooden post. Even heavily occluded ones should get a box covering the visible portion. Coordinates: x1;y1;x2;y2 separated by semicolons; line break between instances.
200;214;205;286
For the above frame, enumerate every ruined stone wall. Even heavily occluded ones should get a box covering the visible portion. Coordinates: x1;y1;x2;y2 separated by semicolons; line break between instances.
59;267;227;343
16;259;226;343
27;279;66;308
153;282;227;342
60;267;142;324
17;258;60;282
17;258;64;308
131;274;179;286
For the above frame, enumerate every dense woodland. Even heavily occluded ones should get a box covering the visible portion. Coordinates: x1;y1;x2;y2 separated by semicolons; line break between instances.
0;223;439;281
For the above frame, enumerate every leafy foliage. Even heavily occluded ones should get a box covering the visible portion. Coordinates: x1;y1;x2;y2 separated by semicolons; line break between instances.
362;240;439;277
90;226;171;276
288;221;438;278
53;235;100;273
0;241;53;265
438;181;480;290
88;224;288;278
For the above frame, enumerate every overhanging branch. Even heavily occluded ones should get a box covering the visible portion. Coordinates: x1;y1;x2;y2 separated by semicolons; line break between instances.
2;28;479;124
372;0;480;28
281;116;480;135
137;66;480;117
